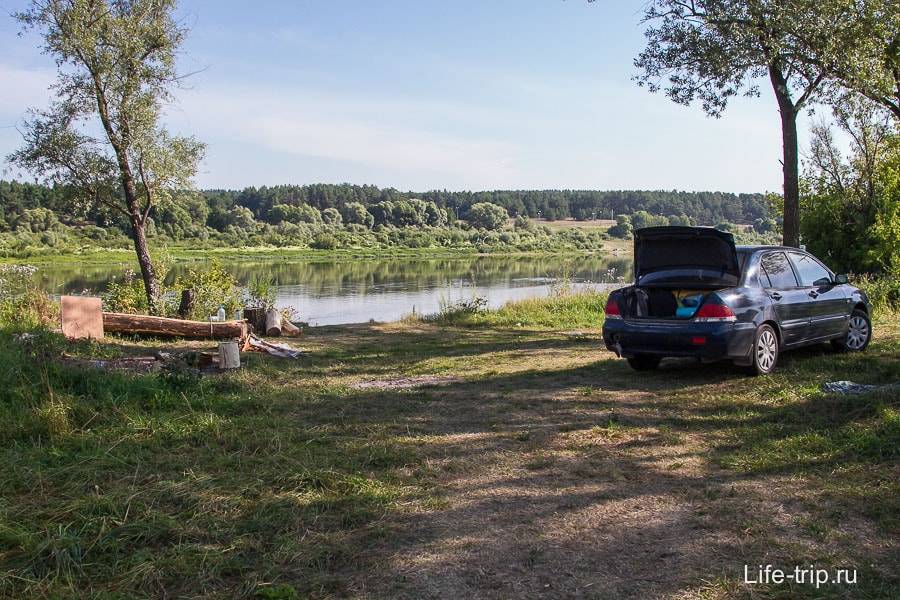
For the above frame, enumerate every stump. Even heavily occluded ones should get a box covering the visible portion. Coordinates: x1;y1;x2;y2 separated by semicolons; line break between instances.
218;341;241;369
177;290;195;319
243;307;267;333
265;308;282;336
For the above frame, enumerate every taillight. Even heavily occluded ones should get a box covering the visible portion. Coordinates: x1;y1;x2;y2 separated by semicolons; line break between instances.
694;303;736;322
604;297;622;319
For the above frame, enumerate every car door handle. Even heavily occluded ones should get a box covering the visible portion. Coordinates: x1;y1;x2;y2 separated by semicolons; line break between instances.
769;292;782;301
808;291;819;299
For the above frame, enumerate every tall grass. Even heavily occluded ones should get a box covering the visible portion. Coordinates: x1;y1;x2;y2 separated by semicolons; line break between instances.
0;330;422;597
423;289;608;329
854;272;900;317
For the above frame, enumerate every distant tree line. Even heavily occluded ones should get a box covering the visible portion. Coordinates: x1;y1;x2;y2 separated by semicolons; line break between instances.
0;181;772;238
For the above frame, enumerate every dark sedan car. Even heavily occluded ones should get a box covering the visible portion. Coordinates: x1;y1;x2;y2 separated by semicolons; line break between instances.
602;226;872;375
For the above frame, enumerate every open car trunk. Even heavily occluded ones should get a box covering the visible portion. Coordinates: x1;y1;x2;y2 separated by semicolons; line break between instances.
620;226;740;320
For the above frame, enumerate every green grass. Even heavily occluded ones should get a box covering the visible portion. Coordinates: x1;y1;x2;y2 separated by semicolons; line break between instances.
0;303;897;598
420;290;608;329
0;330;432;598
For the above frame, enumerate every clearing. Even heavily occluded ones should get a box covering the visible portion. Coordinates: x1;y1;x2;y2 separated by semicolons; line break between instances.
1;315;897;598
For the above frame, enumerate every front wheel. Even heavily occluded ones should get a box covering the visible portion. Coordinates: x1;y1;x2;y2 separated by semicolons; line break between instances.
627;354;661;371
749;324;779;376
831;309;872;353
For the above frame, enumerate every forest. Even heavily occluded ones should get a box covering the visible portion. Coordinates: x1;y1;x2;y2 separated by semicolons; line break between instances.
0;180;775;256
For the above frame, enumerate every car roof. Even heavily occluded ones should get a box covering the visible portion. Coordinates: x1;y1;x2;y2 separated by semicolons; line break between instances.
736;245;802;254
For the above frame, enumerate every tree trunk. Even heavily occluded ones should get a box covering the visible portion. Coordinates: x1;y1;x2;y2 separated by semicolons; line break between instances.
103;312;248;339
125;186;160;313
177;289;195;318
769;66;801;248
88;72;161;314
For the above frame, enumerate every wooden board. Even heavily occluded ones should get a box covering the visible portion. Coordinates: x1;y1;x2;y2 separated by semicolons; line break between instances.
61;296;104;339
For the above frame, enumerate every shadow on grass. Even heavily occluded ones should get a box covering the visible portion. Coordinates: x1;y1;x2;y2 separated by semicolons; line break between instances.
1;323;897;598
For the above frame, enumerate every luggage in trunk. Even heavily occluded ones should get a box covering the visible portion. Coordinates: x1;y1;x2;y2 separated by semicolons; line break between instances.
619;287;719;320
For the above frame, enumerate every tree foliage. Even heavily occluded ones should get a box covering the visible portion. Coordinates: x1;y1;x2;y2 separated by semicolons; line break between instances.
814;0;900;120
631;0;842;248
800;101;899;274
466;203;508;230
9;0;204;312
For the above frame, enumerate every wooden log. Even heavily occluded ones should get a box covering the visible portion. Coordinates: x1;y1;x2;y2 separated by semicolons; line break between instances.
265;308;282;336
243;307;266;332
281;319;300;337
103;312;248;339
177;290;195;318
218;341;241;369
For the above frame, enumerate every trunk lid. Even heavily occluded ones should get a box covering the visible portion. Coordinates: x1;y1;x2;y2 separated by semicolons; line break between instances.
633;226;740;286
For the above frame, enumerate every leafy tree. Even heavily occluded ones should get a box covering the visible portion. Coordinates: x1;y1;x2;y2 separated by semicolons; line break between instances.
607;214;633;239
631;210;669;230
753;216;777;233
800;101;898;273
668;213;693;226
10;0;204;312
269;203;321;225
322;207;342;226
228;206;257;230
340;202;374;228
369;201;396;227
14;207;59;232
423;201;447;227
392;200;425;227
813;0;900;120
466;202;508;230
632;0;833;248
513;215;535;230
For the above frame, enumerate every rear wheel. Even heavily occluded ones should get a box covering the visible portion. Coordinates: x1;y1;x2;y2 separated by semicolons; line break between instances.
831;309;871;353
749;324;779;375
627;354;661;371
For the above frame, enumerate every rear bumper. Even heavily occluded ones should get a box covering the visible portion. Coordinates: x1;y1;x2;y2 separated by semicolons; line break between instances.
602;318;756;364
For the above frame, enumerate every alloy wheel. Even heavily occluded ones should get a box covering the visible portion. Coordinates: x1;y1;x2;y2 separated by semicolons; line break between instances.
756;329;777;372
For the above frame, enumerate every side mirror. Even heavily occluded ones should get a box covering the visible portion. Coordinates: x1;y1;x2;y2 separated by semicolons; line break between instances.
834;274;849;285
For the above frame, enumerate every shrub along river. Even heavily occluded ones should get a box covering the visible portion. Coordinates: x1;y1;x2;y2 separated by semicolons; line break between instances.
37;254;633;325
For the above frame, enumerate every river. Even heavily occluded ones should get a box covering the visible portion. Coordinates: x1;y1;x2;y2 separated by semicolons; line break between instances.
35;254;633;326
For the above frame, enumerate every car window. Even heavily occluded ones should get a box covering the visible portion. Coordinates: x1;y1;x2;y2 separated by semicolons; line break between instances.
788;252;832;287
760;252;798;288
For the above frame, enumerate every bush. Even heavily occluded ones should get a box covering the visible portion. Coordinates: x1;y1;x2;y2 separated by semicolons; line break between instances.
423;296;488;324
310;232;339;250
0;264;56;329
466;203;508;230
631;210;669;230
855;273;900;315
175;260;243;320
103;269;153;314
607;215;633;239
245;274;277;310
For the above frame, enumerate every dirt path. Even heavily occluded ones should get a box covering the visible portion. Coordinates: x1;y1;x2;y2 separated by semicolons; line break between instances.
300;324;899;599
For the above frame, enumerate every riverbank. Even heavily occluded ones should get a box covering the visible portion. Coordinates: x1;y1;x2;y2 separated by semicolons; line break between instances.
1;241;632;267
1;294;897;598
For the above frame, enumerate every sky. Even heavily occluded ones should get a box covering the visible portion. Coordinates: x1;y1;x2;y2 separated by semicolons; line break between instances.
0;0;815;194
